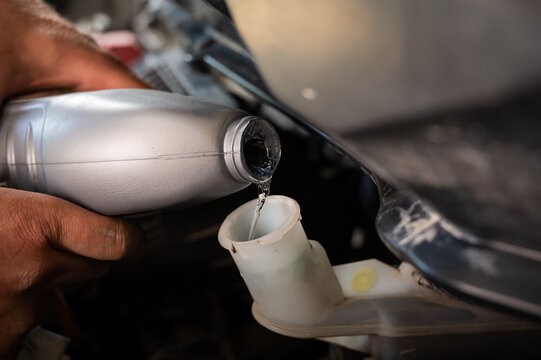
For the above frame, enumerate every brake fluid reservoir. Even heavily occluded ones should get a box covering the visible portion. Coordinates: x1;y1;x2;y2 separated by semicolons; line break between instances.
218;195;344;325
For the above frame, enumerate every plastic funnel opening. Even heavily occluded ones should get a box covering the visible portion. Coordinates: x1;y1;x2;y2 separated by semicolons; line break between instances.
218;195;300;247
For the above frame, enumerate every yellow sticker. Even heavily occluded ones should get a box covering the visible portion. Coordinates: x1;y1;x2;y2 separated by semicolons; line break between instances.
351;267;377;292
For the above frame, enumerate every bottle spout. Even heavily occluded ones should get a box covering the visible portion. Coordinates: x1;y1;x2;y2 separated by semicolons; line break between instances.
223;116;281;184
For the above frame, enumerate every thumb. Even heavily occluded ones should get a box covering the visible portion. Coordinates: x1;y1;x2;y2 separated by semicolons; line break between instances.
59;46;151;92
34;192;146;261
19;45;150;97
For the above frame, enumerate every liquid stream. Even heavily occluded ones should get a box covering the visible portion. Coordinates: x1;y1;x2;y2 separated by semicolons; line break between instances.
248;179;271;241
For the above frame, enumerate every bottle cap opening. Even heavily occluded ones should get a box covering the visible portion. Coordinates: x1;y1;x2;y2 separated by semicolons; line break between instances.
224;116;281;183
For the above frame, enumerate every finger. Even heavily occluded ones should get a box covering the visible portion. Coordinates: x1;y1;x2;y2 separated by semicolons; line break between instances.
0;294;49;360
51;287;82;343
11;189;146;262
49;199;146;261
9;35;150;100
58;47;150;91
39;249;110;287
19;47;150;96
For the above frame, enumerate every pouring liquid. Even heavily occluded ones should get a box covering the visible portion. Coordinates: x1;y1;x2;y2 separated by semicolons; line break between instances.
248;179;271;241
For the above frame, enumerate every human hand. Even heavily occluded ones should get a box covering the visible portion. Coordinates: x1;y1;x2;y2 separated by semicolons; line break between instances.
0;1;150;358
0;0;149;101
0;189;145;358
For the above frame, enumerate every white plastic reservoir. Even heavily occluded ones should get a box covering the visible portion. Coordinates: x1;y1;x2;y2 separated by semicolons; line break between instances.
218;195;344;326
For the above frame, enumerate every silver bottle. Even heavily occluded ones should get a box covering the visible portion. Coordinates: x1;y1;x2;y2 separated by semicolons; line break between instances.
0;89;280;215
